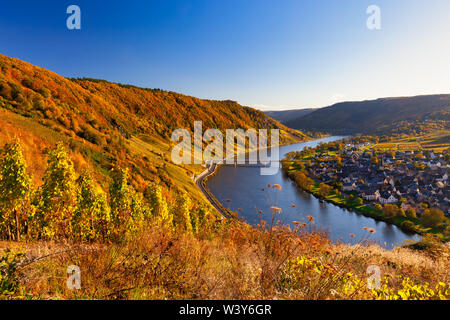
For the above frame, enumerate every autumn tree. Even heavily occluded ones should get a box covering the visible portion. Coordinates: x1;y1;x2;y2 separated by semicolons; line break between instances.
37;142;77;239
398;198;407;206
346;194;355;204
109;167;133;229
173;192;192;234
318;183;332;198
374;204;382;212
0;140;32;240
109;166;146;235
421;208;445;228
386;150;396;158
401;220;415;232
147;182;171;225
406;208;417;219
335;156;343;168
294;172;314;191
197;204;212;226
444;226;450;237
130;190;146;231
191;211;199;235
72;170;111;241
355;197;364;206
382;204;399;218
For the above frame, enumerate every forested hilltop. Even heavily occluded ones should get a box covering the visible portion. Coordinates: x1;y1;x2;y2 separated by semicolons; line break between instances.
265;108;315;124
0;53;305;201
285;95;450;135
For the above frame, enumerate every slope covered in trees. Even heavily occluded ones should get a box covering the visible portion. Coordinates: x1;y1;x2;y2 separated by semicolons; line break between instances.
285;95;450;135
265;108;316;124
0;53;306;204
0;140;211;242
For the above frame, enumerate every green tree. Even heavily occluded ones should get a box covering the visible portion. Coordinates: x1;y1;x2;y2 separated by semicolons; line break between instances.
0;140;32;240
38;142;77;239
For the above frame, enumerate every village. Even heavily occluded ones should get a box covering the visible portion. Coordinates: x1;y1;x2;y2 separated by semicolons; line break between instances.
303;143;449;217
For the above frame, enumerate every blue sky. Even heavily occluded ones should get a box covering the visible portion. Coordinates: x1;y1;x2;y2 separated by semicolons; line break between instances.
1;0;449;110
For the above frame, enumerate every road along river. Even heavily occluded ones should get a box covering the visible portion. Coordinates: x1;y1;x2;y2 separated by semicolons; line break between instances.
205;136;420;248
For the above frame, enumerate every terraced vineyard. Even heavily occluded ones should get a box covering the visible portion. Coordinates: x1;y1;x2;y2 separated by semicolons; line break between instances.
373;130;450;153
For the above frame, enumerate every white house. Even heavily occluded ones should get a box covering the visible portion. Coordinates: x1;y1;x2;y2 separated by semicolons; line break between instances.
342;183;356;191
379;192;398;204
362;190;380;201
343;177;353;184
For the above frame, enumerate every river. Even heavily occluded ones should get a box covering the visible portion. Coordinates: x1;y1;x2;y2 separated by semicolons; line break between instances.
206;136;420;248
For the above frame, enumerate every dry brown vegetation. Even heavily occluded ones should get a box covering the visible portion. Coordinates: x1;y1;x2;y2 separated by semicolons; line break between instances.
1;216;449;300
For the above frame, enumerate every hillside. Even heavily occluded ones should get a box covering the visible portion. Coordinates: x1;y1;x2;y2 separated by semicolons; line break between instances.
265;108;316;124
285;95;450;135
0;54;448;302
0;53;306;202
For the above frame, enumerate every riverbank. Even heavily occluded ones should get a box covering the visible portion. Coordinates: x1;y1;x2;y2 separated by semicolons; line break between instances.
193;135;320;218
282;166;449;243
194;162;233;218
201;136;425;247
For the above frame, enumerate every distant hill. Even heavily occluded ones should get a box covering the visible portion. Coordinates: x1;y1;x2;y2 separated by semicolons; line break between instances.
265;108;316;124
0;53;306;200
285;95;450;135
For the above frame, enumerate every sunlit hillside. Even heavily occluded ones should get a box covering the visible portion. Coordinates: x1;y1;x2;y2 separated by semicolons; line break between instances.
0;53;306;201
